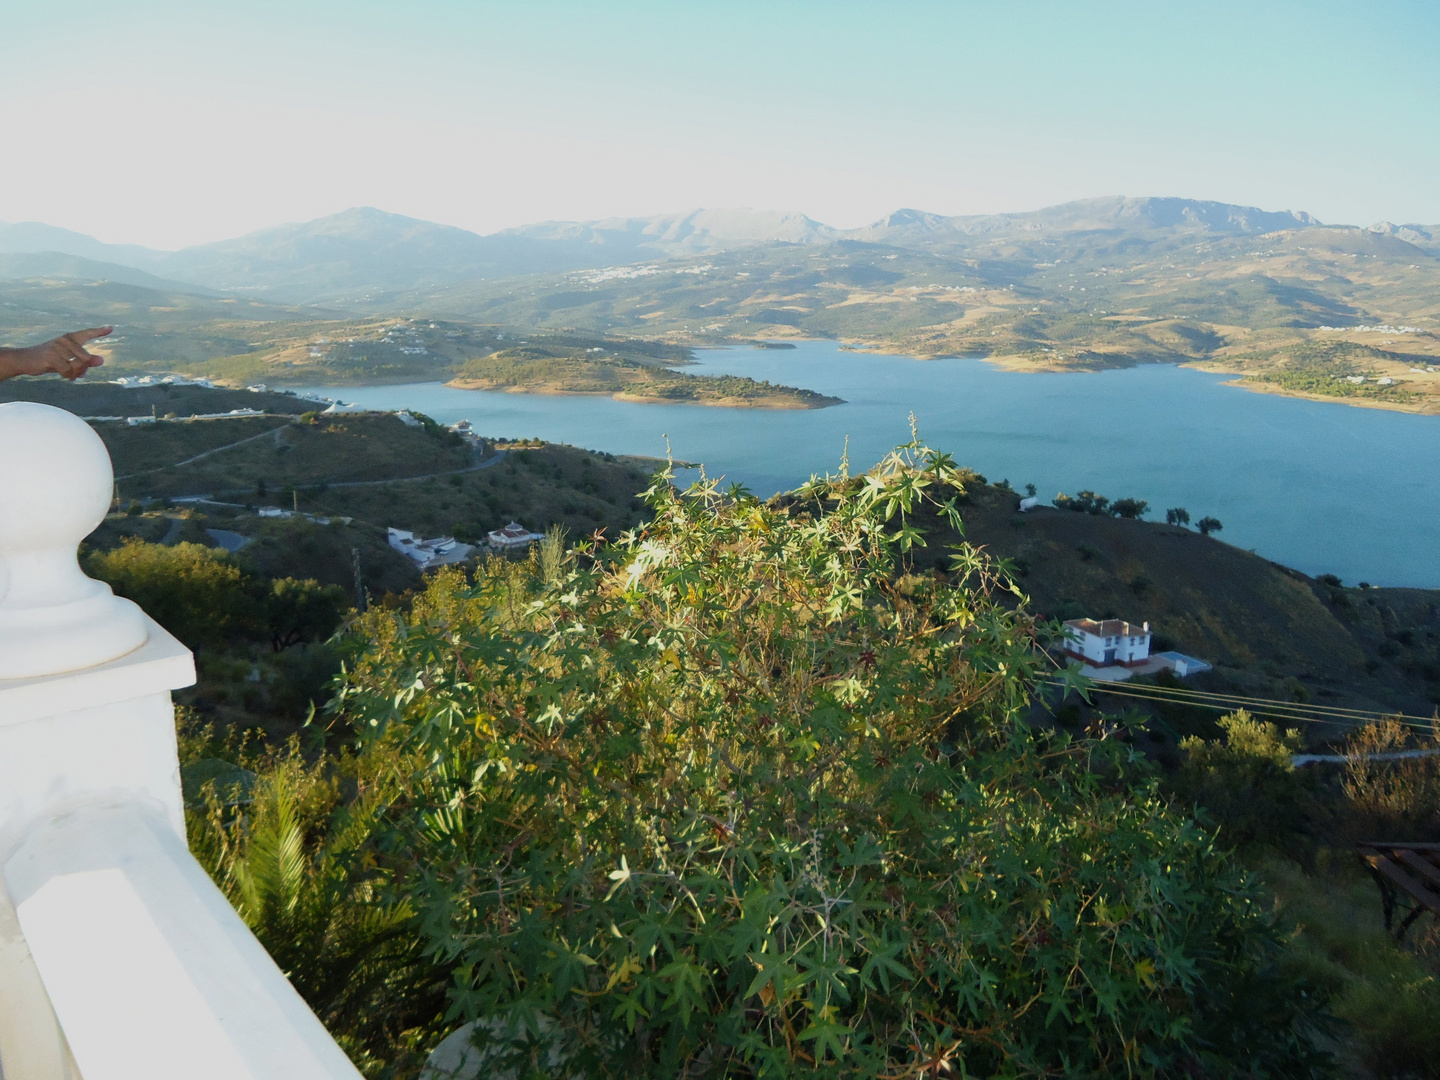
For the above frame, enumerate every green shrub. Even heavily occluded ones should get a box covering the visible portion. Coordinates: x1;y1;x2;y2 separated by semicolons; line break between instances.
1266;859;1440;1078
88;538;257;649
320;443;1327;1078
1168;711;1313;850
188;739;447;1074
1111;497;1149;520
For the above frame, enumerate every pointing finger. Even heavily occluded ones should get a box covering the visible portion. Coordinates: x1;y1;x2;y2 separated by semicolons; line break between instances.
68;327;113;346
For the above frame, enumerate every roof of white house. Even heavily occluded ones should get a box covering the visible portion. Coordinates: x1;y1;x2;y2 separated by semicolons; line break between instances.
491;522;536;540
1064;618;1149;637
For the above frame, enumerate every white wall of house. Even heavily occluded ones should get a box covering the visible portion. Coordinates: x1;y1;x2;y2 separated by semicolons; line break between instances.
1062;621;1151;666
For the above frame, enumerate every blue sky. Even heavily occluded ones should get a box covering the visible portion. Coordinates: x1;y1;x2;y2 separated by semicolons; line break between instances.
3;0;1436;247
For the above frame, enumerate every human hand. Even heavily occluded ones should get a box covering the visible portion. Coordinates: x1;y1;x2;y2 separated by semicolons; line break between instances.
0;327;112;382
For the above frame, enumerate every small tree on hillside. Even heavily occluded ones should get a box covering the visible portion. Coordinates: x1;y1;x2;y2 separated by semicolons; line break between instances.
87;539;257;649
1111;497;1149;519
1166;507;1191;527
265;577;349;651
1197;515;1224;536
1054;490;1110;515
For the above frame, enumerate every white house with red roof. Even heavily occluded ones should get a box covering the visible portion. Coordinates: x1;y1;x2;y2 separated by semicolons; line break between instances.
1061;618;1151;667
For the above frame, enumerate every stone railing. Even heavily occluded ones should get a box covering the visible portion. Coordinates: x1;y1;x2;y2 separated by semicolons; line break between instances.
0;402;361;1079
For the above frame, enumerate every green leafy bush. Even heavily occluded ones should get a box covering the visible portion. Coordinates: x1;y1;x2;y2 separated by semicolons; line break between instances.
188;737;448;1074
1168;711;1313;850
89;538;257;648
314;443;1326;1078
88;540;349;668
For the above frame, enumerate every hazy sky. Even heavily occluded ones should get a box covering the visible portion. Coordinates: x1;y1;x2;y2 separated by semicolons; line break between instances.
4;0;1437;249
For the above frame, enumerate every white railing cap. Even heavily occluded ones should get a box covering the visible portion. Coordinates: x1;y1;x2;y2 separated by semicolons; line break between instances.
0;402;148;679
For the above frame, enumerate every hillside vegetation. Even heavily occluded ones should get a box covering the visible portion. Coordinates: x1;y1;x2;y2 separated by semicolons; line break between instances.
87;411;660;586
182;443;1327;1078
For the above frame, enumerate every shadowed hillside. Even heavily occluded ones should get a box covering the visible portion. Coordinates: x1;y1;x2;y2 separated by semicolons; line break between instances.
882;480;1440;726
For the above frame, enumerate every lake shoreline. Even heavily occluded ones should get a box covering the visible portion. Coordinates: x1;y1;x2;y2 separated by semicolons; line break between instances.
726;336;1440;415
1205;373;1440;415
444;378;841;410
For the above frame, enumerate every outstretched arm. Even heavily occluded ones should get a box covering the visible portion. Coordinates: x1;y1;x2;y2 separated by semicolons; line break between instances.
0;327;112;382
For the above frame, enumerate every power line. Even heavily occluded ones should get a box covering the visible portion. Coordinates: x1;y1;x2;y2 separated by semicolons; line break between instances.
1039;675;1439;734
1045;675;1438;725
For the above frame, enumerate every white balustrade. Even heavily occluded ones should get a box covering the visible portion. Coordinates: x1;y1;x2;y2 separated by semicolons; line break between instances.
0;402;362;1079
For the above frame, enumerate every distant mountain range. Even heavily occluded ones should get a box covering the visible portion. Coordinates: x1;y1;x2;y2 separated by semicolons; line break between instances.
1;197;1436;306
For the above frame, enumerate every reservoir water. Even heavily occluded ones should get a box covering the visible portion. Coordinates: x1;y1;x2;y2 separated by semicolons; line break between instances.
298;340;1440;588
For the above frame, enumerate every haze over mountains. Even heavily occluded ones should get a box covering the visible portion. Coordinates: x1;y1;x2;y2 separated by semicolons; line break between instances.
3;197;1436;307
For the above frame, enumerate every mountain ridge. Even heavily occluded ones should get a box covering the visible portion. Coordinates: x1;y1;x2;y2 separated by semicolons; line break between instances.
0;196;1423;306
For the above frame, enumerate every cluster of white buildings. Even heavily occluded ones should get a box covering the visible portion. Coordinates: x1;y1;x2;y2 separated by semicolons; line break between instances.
387;528;474;569
1318;324;1424;334
110;374;218;389
385;522;546;569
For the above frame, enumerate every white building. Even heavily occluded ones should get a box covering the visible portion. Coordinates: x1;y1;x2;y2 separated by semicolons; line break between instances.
395;411;422;427
1062;618;1152;667
388;527;473;568
487;521;545;550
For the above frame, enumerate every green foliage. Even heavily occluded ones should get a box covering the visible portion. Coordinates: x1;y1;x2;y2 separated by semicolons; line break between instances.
1241;342;1422;402
1054;490;1110;515
1196;516;1224;536
88;539;256;649
1165;507;1190;527
1265;858;1440;1079
266;576;349;652
1111;497;1149;520
1169;711;1311;849
314;442;1325;1078
87;539;348;655
1055;491;1149;520
188;738;448;1074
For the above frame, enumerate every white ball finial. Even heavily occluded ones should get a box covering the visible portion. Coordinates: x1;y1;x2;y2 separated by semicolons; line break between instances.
0;402;149;679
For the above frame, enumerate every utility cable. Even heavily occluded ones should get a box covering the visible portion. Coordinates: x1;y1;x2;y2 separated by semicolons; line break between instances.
1039;676;1438;734
1039;674;1439;726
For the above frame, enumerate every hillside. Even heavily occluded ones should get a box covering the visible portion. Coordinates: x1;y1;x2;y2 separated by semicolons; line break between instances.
82;409;661;593
0;296;841;406
62;387;1440;736
896;481;1440;729
406;222;1440;411
0;377;314;418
